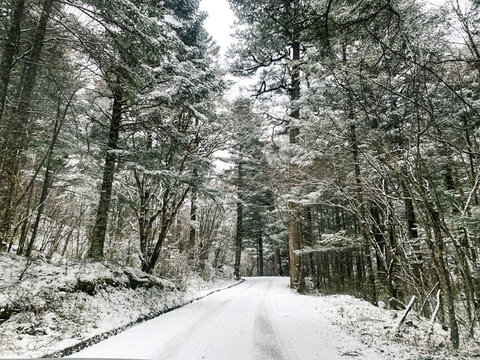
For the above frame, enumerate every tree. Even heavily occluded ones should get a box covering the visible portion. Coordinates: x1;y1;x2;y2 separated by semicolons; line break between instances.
228;0;318;290
0;0;57;245
67;0;179;260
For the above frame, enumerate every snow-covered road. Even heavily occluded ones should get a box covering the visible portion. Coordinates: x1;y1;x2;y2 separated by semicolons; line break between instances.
71;277;388;359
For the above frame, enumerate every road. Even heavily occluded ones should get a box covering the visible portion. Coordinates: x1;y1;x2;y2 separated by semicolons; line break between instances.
71;277;387;359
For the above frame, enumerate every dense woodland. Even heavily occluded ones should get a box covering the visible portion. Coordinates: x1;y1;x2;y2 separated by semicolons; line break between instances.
0;0;479;350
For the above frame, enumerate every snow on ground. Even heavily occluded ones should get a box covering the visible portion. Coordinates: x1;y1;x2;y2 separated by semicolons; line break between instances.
0;252;237;358
2;258;479;360
312;293;480;359
71;277;478;360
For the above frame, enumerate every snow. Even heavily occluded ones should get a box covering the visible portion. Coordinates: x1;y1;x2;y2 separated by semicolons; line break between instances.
2;258;478;359
0;253;238;358
70;277;476;360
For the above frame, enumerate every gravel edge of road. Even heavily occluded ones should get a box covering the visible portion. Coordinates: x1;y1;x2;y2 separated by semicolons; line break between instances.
43;279;245;359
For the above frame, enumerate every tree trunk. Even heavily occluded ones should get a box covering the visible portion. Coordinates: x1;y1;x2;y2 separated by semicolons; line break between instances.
305;207;315;279
0;0;26;124
188;187;197;260
351;124;377;305
138;195;147;264
435;237;460;349
24;167;52;257
406;176;460;349
257;233;264;276
16;187;34;254
25;101;67;256
273;240;283;276
45;221;65;261
143;224;167;273
403;181;419;239
234;157;244;279
288;39;304;291
456;230;477;336
60;229;72;258
212;247;221;269
0;0;55;244
464;116;479;206
233;202;243;278
88;89;122;259
142;188;190;273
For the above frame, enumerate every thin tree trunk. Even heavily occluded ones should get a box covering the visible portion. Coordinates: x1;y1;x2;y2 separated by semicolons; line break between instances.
288;39;303;291
16;186;34;254
188;186;197;261
464;116;479;205
306;207;315;280
257;233;263;276
143;223;167;274
351;124;377;306
404;174;460;349
25;100;66;256
234;162;243;279
61;229;72;257
25;169;51;257
435;237;460;349
273;240;282;276
212;247;221;269
143;188;190;273
46;221;65;261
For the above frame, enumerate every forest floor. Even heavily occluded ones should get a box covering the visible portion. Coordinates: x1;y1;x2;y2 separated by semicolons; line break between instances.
0;252;238;357
72;277;478;360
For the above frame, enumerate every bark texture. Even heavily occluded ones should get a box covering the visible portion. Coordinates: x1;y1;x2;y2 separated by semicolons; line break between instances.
89;89;123;260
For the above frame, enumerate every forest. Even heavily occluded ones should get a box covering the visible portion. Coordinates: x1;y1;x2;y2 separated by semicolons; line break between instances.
0;0;479;354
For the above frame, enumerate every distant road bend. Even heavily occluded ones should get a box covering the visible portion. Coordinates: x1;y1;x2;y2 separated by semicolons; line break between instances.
72;277;387;359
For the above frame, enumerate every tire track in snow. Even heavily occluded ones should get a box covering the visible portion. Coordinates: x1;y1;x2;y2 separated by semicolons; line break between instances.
253;278;287;360
154;280;257;359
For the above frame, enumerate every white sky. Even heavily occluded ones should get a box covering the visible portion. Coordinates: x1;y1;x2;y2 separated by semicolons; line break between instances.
198;0;468;100
199;0;235;53
425;0;467;7
198;0;465;52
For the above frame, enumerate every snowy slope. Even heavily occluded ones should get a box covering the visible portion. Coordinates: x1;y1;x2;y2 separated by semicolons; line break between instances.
0;253;237;357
